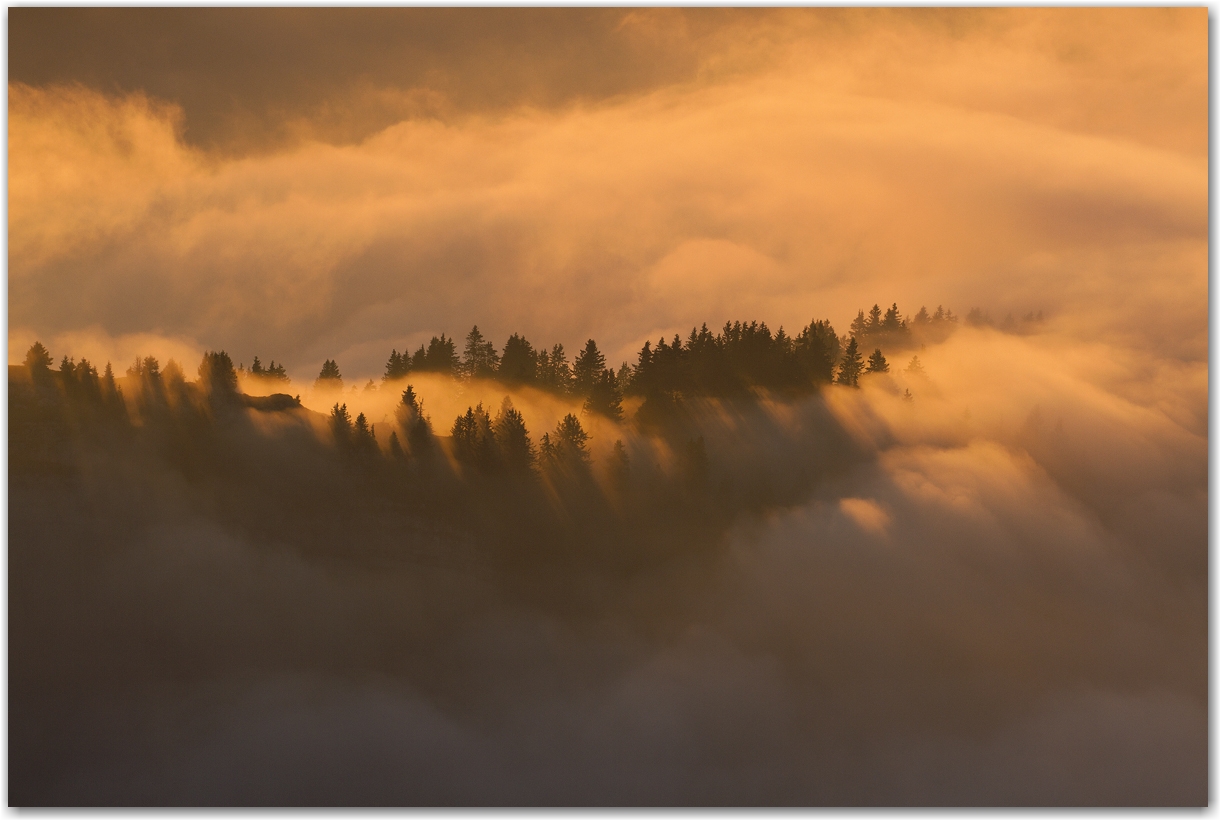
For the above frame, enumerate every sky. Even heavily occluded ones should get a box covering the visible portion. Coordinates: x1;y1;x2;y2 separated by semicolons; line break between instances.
7;7;1207;379
7;9;1209;804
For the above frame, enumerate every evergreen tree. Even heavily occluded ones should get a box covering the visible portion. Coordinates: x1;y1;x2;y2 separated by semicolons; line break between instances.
420;334;461;375
608;439;630;486
905;355;926;377
882;303;904;332
543;413;591;473
250;356;265;377
866;304;883;333
583;368;623;422
383;349;409;381
849;310;868;338
451;403;496;469
493;397;535;471
387;430;405;460
353;412;378;454
198;351;239;395
396;385;434;457
462;326;500;380
866;348;889;373
913;306;930;325
316;359;343;389
24;342;52;374
836;338;862;386
538;343;573;393
330;403;353;447
498;334;537;384
572;339;607;397
265;361;289;382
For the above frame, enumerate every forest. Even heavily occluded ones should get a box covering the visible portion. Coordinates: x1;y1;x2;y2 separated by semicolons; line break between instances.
10;297;1206;807
11;301;993;494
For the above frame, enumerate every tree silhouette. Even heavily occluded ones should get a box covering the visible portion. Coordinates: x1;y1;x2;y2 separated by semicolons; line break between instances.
451;403;496;469
387;430;405;460
537;343;573;394
316;359;343;390
462;326;500;380
420;334;461;375
608;439;630;487
543;413;591;474
493;397;535;472
572;339;607;398
905;355;926;377
866;349;889;374
583;368;624;422
498;334;537;385
383;349;409;381
24;342;52;374
837;338;862;386
199;351;239;396
352;412;378;455
395;385;434;457
330;403;353;447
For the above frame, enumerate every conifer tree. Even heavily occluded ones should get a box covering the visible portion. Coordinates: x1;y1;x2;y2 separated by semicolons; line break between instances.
836;338;863;386
387;430;405;460
396;385;434;457
462;326;499;380
543;413;591;473
572;339;607;398
330;403;353;447
498;334;537;384
905;355;926;377
583;368;624;422
353;412;378;454
24;342;52;374
866;349;889;374
316;359;342;389
199;351;239;395
493;397;535;471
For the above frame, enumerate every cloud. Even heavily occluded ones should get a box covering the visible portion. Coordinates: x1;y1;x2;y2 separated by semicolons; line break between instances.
8;8;1206;380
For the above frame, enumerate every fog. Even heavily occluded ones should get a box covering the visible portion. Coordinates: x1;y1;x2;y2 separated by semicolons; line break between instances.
9;317;1205;805
7;7;1207;807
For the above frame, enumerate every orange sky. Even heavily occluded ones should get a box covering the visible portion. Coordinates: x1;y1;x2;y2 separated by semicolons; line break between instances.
7;8;1207;378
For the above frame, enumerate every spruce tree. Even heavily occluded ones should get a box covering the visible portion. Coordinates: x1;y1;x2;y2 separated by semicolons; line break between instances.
866;349;889;373
572;339;607;398
836;338;863;386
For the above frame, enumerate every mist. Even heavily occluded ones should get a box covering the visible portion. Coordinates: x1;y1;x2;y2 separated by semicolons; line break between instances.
7;7;1206;807
9;312;1206;805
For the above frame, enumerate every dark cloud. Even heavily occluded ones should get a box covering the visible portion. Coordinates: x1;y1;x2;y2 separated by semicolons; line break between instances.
9;8;768;154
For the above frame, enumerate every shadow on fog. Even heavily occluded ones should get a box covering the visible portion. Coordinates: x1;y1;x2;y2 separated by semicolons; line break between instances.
7;331;1206;806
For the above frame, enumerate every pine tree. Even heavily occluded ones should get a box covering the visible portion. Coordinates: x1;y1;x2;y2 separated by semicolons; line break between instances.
572;339;607;398
330;403;353;447
396;385;434;457
608;439;630;486
451;403;496;469
865;349;889;373
583;368;623;422
543;413;591;473
866;304;883;332
493;397;535;471
198;351;238;395
388;430;405;460
24;342;52;374
316;359;342;389
905;355;926;377
353;412;378;454
462;326;499;380
498;334;537;384
836;338;862;386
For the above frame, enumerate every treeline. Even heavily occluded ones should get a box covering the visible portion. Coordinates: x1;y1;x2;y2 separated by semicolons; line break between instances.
312;303;966;419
